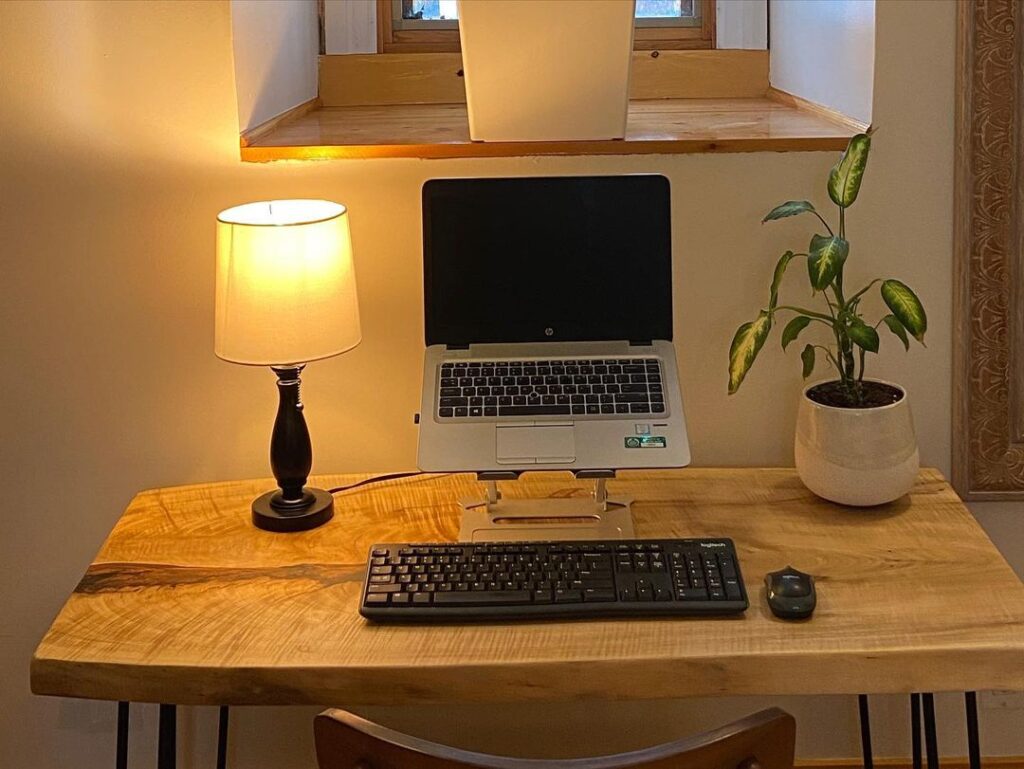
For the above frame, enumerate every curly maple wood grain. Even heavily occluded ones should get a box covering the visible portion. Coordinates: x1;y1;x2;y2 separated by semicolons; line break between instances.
30;469;1024;706
953;0;1024;498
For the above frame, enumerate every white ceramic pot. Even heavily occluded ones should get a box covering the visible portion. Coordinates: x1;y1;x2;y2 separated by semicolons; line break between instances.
794;379;919;506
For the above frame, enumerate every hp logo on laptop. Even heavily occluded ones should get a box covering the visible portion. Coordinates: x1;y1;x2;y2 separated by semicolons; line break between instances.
545;327;554;336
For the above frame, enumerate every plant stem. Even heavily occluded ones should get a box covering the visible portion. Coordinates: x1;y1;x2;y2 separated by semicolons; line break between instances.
813;345;843;372
813;211;835;237
773;305;835;322
848;278;882;305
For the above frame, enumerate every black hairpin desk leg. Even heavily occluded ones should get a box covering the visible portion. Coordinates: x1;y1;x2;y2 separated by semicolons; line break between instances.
858;694;874;769
217;706;230;769
922;693;939;769
965;692;980;769
158;704;176;769
911;693;922;769
116;701;129;769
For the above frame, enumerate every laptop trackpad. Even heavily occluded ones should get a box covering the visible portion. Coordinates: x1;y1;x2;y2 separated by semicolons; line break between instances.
496;425;576;464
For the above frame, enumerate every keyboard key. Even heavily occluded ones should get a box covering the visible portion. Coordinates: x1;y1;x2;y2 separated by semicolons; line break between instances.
433;591;532;606
367;584;402;593
615;393;646;403
499;405;571;416
583;588;615;602
554;589;583;603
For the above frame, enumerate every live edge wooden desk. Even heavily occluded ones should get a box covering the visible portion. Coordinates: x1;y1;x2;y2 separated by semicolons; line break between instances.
32;469;1024;769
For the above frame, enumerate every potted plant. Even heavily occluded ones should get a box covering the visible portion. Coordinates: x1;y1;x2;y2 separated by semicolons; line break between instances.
727;131;928;506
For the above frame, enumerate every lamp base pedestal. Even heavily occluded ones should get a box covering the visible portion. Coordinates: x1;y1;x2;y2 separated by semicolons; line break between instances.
251;487;334;532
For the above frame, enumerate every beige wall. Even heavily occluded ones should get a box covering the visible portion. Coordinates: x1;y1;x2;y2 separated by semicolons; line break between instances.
0;1;1020;768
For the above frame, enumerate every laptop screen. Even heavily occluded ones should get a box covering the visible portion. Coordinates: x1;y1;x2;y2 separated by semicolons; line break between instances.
423;175;672;347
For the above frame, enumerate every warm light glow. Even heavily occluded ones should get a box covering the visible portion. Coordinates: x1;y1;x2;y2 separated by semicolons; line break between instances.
215;200;361;365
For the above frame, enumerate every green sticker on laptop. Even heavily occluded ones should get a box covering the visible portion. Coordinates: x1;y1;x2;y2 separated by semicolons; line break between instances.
625;436;666;448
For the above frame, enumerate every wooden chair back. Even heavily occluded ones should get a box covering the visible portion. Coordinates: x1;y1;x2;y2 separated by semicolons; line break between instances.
314;706;795;769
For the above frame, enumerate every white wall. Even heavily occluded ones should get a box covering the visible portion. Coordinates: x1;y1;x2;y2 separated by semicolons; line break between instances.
230;0;319;131
769;0;875;124
325;0;768;53
0;1;1020;768
717;0;768;50
325;0;376;54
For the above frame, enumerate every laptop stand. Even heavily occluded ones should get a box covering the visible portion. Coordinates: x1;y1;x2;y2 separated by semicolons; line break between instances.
458;470;635;542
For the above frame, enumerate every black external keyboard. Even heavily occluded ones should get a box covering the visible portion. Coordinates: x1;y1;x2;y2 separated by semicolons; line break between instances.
359;539;748;622
436;357;666;419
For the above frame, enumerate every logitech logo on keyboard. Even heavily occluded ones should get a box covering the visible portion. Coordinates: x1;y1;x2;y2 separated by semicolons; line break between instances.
699;542;727;548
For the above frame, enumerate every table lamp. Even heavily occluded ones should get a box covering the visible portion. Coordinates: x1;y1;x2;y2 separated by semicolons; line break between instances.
215;199;361;532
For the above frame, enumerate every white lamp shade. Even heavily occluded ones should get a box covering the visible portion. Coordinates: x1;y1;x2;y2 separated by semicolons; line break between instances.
215;200;361;365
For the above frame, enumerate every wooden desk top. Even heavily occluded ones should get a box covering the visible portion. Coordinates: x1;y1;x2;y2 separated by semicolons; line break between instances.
31;469;1024;706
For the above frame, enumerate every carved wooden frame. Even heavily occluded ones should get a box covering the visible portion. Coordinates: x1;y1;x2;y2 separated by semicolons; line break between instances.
953;0;1024;500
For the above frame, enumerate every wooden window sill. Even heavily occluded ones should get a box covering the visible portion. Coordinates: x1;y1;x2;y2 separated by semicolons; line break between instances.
239;95;865;162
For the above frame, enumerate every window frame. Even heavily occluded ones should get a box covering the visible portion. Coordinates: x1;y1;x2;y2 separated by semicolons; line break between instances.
376;0;716;54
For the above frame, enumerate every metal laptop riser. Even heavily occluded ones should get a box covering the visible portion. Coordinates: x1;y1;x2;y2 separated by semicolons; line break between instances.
458;470;635;542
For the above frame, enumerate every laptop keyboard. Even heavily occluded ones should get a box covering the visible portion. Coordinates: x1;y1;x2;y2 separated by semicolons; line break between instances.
437;358;666;419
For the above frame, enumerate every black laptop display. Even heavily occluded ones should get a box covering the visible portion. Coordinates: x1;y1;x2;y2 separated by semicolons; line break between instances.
422;175;673;347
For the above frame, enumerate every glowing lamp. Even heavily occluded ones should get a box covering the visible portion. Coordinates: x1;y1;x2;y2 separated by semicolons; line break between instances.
215;200;360;532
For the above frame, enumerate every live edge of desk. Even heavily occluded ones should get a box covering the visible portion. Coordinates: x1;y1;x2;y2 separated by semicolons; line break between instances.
31;468;1024;706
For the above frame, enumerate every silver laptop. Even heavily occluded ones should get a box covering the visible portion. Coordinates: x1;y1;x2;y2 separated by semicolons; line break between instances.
416;175;691;473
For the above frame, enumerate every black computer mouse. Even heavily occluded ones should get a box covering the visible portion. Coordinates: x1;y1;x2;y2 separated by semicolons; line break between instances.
765;565;816;620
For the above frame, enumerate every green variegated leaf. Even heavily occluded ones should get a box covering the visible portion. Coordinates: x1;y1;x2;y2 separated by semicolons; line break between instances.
763;201;817;223
881;279;927;343
801;344;816;379
807;234;849;291
828;132;872;208
728;311;772;395
848;319;880;353
769;250;798;309
781;315;812;350
882;314;910;351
